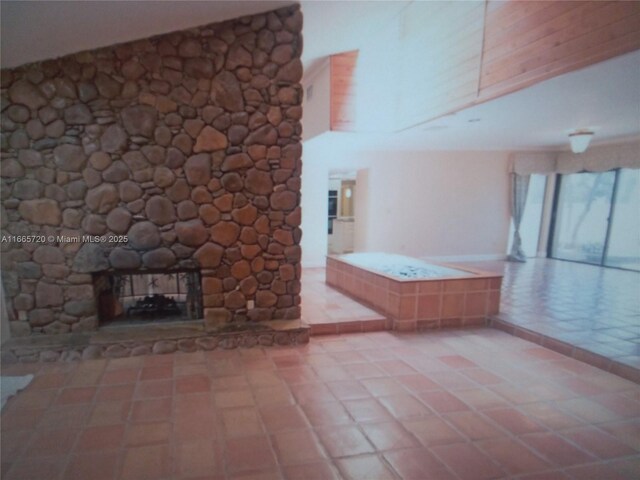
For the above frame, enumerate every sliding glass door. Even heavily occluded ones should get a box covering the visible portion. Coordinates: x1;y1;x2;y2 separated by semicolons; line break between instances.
550;171;615;264
605;169;640;270
550;169;640;271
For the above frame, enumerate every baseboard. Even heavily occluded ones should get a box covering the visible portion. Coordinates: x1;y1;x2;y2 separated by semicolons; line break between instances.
422;254;508;263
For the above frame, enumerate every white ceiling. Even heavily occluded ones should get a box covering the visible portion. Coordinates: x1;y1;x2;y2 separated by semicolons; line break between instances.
0;0;407;70
296;0;409;75
1;0;638;152
0;1;294;68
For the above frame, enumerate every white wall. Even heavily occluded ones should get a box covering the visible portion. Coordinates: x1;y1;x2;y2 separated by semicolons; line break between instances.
354;168;370;252
301;138;332;266
301;136;511;267
301;60;331;141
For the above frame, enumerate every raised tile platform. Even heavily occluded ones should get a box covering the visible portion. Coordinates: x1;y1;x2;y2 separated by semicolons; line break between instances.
301;268;389;336
326;255;502;332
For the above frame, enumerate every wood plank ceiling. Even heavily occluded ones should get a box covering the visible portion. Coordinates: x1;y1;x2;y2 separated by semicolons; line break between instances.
329;0;640;132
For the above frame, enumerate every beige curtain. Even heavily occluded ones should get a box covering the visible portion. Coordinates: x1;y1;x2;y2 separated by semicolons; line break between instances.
507;173;530;262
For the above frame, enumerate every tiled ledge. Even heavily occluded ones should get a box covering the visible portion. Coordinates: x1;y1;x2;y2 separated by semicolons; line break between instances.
308;317;391;336
307;309;639;384
490;316;640;384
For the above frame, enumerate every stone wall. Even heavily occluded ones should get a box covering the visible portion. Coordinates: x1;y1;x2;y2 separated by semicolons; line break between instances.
0;5;303;337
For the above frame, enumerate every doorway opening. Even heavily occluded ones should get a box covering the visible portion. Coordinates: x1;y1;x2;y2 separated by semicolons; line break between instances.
328;171;356;255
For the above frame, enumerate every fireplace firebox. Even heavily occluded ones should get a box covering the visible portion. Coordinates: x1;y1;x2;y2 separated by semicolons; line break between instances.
94;270;203;326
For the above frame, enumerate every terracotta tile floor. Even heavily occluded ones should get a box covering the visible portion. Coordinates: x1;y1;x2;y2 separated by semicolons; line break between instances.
2;259;639;478
2;329;639;480
302;268;388;335
471;259;640;376
304;259;639;379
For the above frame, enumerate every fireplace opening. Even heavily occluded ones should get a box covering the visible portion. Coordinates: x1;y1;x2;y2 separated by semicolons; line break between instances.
94;269;203;327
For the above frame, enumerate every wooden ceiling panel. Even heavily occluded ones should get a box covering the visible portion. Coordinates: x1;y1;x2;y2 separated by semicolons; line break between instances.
479;1;640;102
330;51;359;132
325;1;640;133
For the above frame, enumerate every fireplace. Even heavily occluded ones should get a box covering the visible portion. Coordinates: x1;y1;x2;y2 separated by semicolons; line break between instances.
0;4;303;341
94;269;203;327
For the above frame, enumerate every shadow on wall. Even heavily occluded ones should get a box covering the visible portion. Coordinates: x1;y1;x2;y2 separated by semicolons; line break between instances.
1;280;10;344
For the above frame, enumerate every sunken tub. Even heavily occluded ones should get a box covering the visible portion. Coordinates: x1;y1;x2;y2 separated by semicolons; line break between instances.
326;253;502;331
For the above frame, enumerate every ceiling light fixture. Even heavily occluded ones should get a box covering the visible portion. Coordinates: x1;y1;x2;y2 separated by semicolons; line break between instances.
569;130;594;154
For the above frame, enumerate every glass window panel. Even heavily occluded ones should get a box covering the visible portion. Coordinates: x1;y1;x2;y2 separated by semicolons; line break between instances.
551;171;615;265
605;169;640;271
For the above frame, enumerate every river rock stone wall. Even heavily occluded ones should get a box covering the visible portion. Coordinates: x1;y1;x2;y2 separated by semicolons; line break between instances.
0;5;303;337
